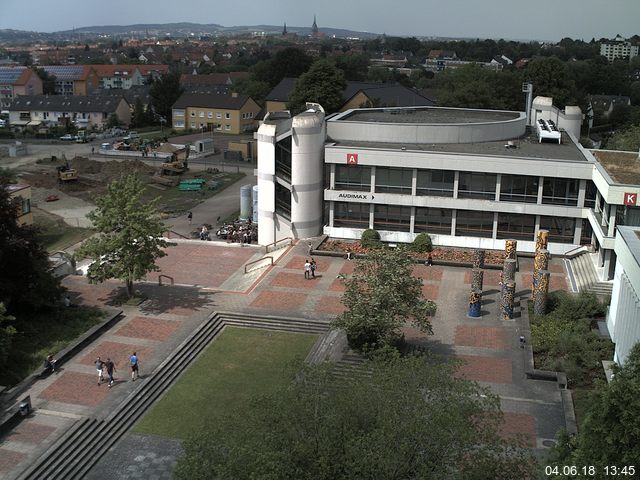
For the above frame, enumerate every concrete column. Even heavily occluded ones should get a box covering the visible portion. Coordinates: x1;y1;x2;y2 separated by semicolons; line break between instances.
492;212;498;239
329;163;335;189
574;219;583;245
411;168;417;196
503;258;517;283
328;201;335;227
495;173;501;201
608;205;617;237
473;249;486;269
533;270;551;315
537;176;544;204
451;210;457;236
603;250;613;280
368;203;374;229
453;171;459;199
505;239;518;260
577;179;586;208
410;206;415;234
370;166;376;193
501;282;516;320
471;268;484;291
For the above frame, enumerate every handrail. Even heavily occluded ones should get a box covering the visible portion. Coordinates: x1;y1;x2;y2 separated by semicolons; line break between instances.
244;256;274;274
264;236;293;254
158;274;174;286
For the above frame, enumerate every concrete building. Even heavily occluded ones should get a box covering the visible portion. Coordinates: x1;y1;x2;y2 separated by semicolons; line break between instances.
600;35;639;62
171;92;260;134
6;183;33;226
607;226;640;365
255;97;640;281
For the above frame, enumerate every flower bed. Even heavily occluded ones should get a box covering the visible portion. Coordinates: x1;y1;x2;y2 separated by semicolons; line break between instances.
319;239;505;266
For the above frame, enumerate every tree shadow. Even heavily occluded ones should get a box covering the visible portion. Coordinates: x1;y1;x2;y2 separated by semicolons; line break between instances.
100;284;216;315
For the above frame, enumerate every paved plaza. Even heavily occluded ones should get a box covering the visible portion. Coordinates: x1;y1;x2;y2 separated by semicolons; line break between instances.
0;241;570;478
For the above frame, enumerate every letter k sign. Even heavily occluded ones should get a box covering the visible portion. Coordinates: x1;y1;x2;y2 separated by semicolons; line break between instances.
624;192;637;206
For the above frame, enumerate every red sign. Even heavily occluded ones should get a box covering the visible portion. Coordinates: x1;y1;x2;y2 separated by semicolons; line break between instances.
624;192;637;206
346;153;358;165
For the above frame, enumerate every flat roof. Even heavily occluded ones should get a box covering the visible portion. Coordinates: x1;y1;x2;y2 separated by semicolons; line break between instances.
590;150;640;185
339;107;520;124
329;131;588;163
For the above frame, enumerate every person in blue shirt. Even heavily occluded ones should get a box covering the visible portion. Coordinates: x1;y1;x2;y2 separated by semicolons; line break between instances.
130;352;139;381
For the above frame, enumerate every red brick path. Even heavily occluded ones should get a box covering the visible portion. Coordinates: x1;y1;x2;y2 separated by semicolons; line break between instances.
80;341;154;371
39;372;111;406
249;291;307;310
5;422;56;444
315;296;346;315
454;326;509;349
0;449;27;475
499;412;537;447
114;317;180;342
455;355;513;384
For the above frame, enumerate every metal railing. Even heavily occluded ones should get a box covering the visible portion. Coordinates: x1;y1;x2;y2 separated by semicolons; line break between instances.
264;237;293;254
158;274;174;286
244;256;274;274
164;230;189;239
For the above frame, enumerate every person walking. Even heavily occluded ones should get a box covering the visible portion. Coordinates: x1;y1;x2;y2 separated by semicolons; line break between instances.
130;352;139;381
304;259;311;280
310;258;317;278
95;357;105;385
187;211;193;225
105;357;116;387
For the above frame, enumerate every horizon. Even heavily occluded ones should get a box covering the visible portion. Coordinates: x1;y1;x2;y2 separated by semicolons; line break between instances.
1;0;639;42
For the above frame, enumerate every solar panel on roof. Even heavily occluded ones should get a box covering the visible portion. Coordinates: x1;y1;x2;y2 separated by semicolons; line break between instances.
0;67;27;84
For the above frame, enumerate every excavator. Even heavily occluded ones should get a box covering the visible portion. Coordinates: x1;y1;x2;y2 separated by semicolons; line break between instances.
151;143;190;186
56;159;78;182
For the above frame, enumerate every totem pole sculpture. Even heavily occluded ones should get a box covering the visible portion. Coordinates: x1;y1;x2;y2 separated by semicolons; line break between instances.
532;230;551;314
468;249;485;318
501;240;517;320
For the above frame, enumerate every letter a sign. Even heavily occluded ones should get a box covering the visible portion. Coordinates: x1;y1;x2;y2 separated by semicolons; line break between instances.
624;192;637;206
346;153;358;165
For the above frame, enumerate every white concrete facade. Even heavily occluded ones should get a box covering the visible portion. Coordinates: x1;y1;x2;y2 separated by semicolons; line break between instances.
607;227;640;365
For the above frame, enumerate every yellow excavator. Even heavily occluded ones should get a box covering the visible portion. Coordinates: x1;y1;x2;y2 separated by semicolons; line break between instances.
56;160;78;182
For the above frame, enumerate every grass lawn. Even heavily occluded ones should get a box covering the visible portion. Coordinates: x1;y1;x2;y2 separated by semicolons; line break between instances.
133;327;318;440
33;207;94;253
0;305;106;386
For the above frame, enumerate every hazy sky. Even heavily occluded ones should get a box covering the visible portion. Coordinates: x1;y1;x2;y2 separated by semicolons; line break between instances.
1;0;638;41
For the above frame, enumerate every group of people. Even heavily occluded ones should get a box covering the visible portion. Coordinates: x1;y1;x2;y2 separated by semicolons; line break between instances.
304;258;317;279
94;352;139;388
216;221;256;244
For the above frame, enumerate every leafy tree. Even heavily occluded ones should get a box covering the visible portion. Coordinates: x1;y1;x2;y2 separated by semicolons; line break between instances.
0;303;16;366
607;124;640;151
332;249;436;351
253;47;313;87
174;355;538;480
287;59;346;114
550;342;640;471
76;174;173;298
524;56;577;107
335;53;370;81
149;71;184;124
233;78;271;105
106;113;121;128
0;180;62;312
33;67;57;95
131;97;147;128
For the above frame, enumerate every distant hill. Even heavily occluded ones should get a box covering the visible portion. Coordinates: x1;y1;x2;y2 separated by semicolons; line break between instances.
0;22;380;43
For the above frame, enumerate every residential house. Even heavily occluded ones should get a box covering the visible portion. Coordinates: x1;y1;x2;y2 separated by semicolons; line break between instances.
8;95;131;130
0;66;43;108
179;72;250;89
370;54;408;68
490;55;513;69
39;65;100;96
589;95;632;121
264;77;298;112
6;183;33;226
91;64;168;90
171;92;261;134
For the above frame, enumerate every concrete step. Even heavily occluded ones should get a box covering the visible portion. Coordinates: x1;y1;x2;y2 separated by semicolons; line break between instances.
569;253;598;292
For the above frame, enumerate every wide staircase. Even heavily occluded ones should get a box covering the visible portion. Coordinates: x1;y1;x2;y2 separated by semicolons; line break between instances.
17;313;329;480
567;252;613;298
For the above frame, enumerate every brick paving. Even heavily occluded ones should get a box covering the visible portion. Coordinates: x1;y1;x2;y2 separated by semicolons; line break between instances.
412;265;444;281
5;422;57;444
499;412;538;448
249;291;307;311
114;317;180;342
315;295;346;315
421;283;440;300
0;449;27;475
80;342;155;370
39;372;112;406
455;355;513;384
520;274;568;291
270;271;317;289
285;255;330;272
454;326;509;349
463;269;502;286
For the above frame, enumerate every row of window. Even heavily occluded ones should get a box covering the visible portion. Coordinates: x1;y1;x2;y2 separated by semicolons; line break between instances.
333;165;594;207
175;110;255;120
332;202;590;244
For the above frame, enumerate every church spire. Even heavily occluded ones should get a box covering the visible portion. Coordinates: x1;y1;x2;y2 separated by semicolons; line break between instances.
283;22;287;35
312;15;318;35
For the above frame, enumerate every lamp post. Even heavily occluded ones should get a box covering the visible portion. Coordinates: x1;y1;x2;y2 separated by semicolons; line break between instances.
159;116;166;139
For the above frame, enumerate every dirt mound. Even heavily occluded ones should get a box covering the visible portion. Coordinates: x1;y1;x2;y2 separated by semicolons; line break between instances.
72;157;155;179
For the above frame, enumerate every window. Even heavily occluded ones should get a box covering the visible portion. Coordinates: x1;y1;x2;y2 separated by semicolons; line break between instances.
416;169;454;197
335;165;371;191
242;113;246;119
616;206;640;227
174;120;185;128
458;172;497;200
199;111;204;118
580;219;594;245
415;207;452;235
190;111;195;117
225;125;231;131
216;112;222;119
540;216;576;244
374;205;411;232
275;137;292;182
497;213;535;240
542;178;579;206
207;112;213;118
375;167;412;194
17;196;31;216
455;210;494;238
500;175;538;203
275;183;291;220
584;180;597;208
190;122;196;128
249;112;254;118
225;112;230;119
334;202;370;229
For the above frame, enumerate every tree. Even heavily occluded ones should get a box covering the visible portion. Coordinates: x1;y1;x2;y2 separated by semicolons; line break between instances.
607;125;640;151
0;180;62;312
332;249;436;351
76;174;173;298
149;71;184;124
132;97;147;128
360;228;382;249
550;342;640;471
252;47;313;87
174;354;538;480
106;113;121;129
524;56;577;107
335;53;370;81
33;67;57;95
287;59;347;114
0;303;16;366
412;233;433;253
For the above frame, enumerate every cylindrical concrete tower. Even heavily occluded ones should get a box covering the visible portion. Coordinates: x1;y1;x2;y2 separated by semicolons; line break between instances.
252;185;259;224
290;106;326;239
240;184;253;221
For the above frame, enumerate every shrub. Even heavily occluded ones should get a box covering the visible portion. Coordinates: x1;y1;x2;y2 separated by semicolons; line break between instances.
360;229;382;249
412;233;433;253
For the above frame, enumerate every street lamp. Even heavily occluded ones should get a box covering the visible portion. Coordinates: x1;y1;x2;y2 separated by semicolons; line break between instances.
159;116;166;138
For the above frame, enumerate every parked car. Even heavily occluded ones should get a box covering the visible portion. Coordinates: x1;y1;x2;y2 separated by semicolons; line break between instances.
123;131;139;141
60;134;75;141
